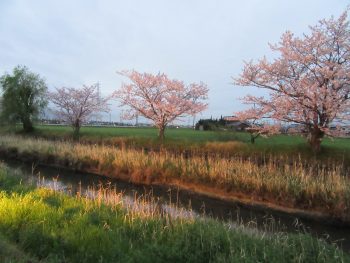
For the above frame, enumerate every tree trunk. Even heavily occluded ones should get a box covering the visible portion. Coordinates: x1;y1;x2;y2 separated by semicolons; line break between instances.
73;120;81;140
250;134;255;144
22;117;33;133
308;128;324;153
250;133;259;144
158;125;165;142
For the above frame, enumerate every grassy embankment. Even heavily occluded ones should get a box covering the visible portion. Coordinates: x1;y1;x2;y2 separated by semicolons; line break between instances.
6;125;350;163
0;135;349;222
0;164;348;262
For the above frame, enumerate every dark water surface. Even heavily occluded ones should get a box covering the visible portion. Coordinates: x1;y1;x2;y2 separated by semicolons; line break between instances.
5;160;350;252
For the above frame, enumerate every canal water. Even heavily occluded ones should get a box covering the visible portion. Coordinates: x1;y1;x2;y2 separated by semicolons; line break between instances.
5;160;350;252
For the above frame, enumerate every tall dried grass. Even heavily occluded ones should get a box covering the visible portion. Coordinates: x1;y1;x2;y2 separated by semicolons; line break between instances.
0;135;349;219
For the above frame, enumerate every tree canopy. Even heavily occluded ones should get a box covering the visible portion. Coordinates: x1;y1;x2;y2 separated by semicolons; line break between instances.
0;65;48;132
114;70;208;140
48;84;110;138
234;11;350;152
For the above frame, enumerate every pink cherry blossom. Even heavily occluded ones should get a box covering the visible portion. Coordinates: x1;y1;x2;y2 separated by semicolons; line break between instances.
114;70;208;140
234;11;350;152
49;83;110;137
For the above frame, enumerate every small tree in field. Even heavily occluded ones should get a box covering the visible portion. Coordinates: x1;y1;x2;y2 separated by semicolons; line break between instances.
227;114;280;144
49;84;110;138
114;70;208;140
0;65;48;132
234;11;350;152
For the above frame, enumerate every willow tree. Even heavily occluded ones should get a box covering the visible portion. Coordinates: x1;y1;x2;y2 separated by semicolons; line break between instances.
0;65;48;132
114;70;208;140
234;11;350;152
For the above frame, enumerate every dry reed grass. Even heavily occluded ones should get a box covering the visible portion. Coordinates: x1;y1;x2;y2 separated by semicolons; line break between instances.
0;135;349;219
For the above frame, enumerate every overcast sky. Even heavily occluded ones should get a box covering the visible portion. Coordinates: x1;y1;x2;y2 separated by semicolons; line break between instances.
0;0;348;123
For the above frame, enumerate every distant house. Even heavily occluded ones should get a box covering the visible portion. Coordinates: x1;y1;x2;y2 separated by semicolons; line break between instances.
344;126;350;135
223;116;250;131
286;124;307;134
195;116;251;131
329;124;350;137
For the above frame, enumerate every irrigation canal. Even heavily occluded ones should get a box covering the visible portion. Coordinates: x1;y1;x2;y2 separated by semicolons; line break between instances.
4;160;350;252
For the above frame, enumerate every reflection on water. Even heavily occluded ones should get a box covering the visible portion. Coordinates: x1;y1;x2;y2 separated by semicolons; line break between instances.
6;161;350;252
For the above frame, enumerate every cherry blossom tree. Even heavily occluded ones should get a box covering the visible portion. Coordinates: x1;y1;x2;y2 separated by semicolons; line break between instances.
245;123;280;144
229;113;281;144
234;11;350;152
114;70;208;140
49;84;110;138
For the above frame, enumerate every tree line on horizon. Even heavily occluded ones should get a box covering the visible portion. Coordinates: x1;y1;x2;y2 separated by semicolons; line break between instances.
0;10;349;152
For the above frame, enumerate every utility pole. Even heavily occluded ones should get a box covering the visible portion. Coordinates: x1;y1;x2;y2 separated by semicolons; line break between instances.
94;83;101;124
120;110;124;124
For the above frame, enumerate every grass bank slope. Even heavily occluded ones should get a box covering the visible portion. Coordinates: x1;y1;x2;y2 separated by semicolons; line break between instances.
0;135;349;222
2;125;350;165
0;165;348;263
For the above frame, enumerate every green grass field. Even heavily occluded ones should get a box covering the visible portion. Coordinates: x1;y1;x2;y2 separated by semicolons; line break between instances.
35;125;350;160
33;125;349;147
34;125;249;142
3;124;350;165
11;124;343;149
